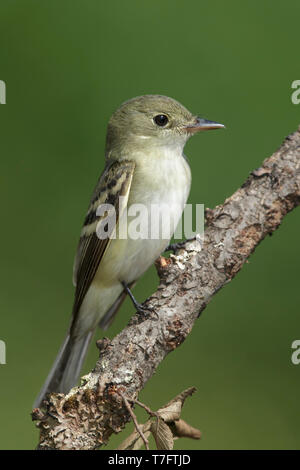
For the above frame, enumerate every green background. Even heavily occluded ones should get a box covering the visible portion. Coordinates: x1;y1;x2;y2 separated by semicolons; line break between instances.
0;0;300;450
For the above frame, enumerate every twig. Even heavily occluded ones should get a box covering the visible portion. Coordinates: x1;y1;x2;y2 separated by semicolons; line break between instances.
119;392;150;450
127;397;158;418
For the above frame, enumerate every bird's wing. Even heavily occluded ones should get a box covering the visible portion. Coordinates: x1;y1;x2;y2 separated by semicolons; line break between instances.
71;159;135;322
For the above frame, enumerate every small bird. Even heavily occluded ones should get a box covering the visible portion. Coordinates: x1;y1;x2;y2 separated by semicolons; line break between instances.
34;95;224;407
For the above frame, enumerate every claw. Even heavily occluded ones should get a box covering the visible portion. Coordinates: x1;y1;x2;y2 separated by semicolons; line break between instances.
121;281;157;318
165;237;196;253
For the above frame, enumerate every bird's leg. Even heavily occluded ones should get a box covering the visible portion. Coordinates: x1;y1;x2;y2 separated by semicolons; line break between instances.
164;236;196;253
121;281;155;316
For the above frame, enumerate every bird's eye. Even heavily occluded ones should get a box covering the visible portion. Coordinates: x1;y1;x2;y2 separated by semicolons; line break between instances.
154;114;169;127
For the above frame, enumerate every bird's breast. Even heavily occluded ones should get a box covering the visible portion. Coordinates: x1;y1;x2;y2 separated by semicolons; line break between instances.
97;152;191;284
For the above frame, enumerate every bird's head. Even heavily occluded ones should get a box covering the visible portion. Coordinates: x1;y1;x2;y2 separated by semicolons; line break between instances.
105;95;224;160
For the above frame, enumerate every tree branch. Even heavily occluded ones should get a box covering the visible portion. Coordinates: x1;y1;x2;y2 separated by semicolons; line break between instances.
33;126;300;450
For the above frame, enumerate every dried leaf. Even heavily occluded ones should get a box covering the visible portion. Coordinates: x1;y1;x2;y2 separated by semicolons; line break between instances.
157;401;181;422
170;419;201;440
157;387;196;422
151;417;174;450
117;387;198;450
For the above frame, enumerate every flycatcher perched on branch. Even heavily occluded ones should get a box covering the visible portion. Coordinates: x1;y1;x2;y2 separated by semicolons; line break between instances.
34;95;224;408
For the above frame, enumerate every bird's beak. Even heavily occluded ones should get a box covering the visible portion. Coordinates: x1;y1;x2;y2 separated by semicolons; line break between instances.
185;117;225;134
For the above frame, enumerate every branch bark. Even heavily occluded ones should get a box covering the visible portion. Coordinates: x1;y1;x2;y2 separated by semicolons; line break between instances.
33;126;300;450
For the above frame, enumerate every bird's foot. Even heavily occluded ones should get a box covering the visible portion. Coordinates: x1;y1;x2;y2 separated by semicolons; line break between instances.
165;236;196;253
134;301;156;317
121;281;157;318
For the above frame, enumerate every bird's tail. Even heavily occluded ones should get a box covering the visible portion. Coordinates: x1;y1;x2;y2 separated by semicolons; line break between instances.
33;331;93;409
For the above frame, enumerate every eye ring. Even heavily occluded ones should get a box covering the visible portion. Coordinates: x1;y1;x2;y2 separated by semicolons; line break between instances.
154;114;169;127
